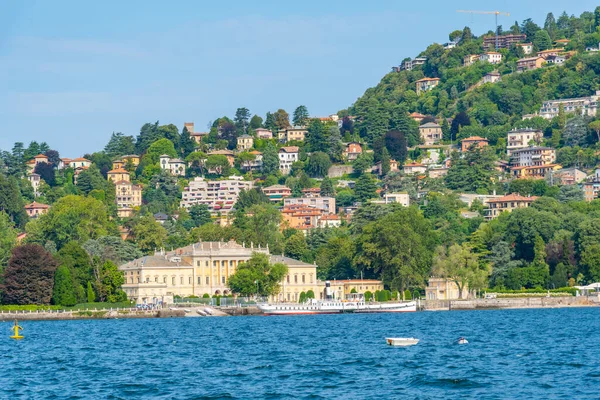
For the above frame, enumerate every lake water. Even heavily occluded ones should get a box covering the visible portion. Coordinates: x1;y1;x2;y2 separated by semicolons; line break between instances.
1;308;599;399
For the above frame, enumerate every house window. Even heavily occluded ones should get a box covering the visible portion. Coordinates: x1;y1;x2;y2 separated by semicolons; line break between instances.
294;275;298;283
198;277;201;284
163;276;167;283
206;277;209;285
189;277;192;284
172;277;175;285
222;277;225;284
302;275;305;283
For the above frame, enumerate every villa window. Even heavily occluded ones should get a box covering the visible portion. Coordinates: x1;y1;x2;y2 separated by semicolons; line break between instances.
198;277;201;284
189;277;192;284
206;277;209;285
302;275;305;283
163;276;167;283
222;277;225;284
294;275;298;283
172;277;175;285
287;275;290;283
180;277;184;285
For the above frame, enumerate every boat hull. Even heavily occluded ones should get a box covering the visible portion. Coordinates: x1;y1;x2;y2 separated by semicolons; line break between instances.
258;301;417;315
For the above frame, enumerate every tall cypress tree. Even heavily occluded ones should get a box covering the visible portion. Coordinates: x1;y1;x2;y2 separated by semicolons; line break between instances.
52;265;78;306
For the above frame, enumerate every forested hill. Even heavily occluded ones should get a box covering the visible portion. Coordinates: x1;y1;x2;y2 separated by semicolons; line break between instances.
343;9;600;148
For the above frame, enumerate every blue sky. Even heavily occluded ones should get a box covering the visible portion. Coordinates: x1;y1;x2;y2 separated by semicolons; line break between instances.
0;0;597;156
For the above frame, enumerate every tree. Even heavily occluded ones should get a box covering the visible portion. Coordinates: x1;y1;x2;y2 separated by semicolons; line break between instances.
132;216;167;254
445;148;497;193
242;204;283;253
293;105;309;126
0;211;17;271
284;232;309;261
352;152;374;176
261;143;279;176
581;244;600;282
558;185;584;203
563;116;589;147
44;149;61;167
461;26;473;42
520;18;541;39
234;107;251;134
189;204;212;227
83;236;142;265
0;174;27;228
432;244;486;299
384;130;407;163
2;244;58;305
449;30;462;42
75;165;108;196
146;138;177;164
340;116;354;134
354;207;437;295
31;195;112;249
306;152;331;178
380;148;391;176
306;119;326;152
249;115;263;130
135;122;161;154
104;132;135;157
179;126;196;158
533;30;552;51
320;177;334;197
235;188;270;212
450;112;471;140
328;125;344;162
264;112;276;132
52;265;77;306
87;281;96;302
205;155;231;176
227;252;288;297
589;120;600;142
97;260;127;302
57;241;93;302
273;109;290;130
355;173;377;203
544;13;558;39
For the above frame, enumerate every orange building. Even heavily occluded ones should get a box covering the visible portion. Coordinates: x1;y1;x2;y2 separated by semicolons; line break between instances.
461;136;489;152
25;201;49;218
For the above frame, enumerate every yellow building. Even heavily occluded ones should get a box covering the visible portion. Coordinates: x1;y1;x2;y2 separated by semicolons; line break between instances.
416;77;440;95
237;134;254;151
275;255;318;302
119;242;319;304
107;168;130;182
115;180;142;217
426;277;472;300
484;193;538;220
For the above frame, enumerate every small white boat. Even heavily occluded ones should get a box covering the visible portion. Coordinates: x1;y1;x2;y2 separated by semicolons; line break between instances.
204;307;214;315
386;337;419;347
196;309;208;316
184;309;191;313
458;337;468;345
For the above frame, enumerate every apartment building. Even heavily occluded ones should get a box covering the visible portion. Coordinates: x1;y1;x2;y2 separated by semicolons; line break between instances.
237;134;254;151
262;184;292;202
416;78;440;95
283;196;336;214
483;34;526;50
506;128;543;155
278;126;307;142
180;176;253;214
539;92;600;119
510;146;556;167
517;56;545;72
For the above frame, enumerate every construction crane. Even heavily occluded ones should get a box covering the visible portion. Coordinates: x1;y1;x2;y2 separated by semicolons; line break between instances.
457;10;510;50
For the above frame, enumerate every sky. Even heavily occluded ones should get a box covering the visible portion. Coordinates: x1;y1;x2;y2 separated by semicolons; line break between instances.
1;0;598;156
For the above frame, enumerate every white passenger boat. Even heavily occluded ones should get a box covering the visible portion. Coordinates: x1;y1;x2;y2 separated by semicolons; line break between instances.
258;299;417;315
386;337;419;347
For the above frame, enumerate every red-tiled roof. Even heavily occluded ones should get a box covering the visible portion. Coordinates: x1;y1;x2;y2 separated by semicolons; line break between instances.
25;201;49;210
486;193;538;203
462;136;488;142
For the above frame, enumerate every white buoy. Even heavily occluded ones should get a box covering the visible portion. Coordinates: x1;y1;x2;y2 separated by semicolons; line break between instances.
458;337;468;345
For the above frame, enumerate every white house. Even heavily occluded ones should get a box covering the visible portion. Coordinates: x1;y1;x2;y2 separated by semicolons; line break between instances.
159;155;186;176
278;146;299;175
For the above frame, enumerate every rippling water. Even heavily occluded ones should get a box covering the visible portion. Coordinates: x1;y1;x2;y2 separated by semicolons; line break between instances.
1;308;599;399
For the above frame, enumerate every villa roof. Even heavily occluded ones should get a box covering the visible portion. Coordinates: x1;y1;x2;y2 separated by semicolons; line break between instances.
416;77;440;82
71;157;90;162
420;122;441;128
462;136;488;142
269;255;313;267
25;201;49;210
279;146;299;153
486;193;538;203
108;168;129;174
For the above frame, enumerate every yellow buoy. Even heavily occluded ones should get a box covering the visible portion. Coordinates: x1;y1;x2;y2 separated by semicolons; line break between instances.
10;320;23;340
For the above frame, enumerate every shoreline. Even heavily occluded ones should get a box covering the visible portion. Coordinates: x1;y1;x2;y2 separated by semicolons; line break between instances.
1;296;598;321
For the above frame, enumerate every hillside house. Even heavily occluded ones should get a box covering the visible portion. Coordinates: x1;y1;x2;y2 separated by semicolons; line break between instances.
479;52;502;64
279;146;299;175
419;122;442;145
343;142;363;161
517;56;544;72
461;136;489;152
485;193;538;220
159;155;186;176
416;78;440;95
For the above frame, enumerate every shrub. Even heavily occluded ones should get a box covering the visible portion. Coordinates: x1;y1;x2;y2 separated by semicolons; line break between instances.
350;288;357;294
306;290;315;299
404;290;412;300
299;292;307;303
364;291;373;301
202;293;210;298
